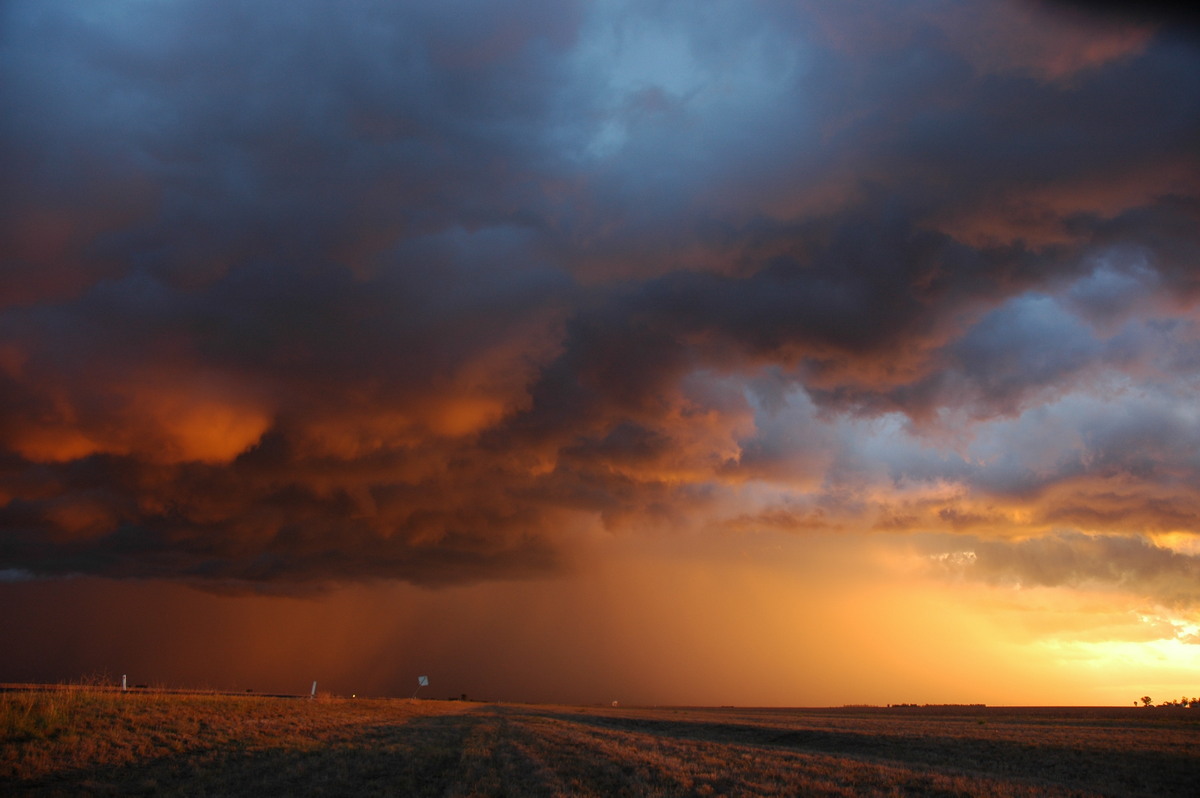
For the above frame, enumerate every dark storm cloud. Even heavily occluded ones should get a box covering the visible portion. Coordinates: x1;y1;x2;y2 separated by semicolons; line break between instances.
0;443;566;588
1038;1;1200;35
1;0;585;298
2;0;1199;589
504;17;1200;425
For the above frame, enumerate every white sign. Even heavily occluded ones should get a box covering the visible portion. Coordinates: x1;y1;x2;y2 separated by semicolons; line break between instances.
418;675;429;686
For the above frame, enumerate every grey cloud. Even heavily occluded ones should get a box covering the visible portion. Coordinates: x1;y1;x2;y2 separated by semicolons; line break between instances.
944;531;1200;607
1080;197;1200;302
898;384;1200;500
1061;250;1163;329
933;294;1101;416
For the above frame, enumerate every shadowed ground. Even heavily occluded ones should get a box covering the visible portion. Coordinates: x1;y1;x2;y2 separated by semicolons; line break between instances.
3;691;1198;796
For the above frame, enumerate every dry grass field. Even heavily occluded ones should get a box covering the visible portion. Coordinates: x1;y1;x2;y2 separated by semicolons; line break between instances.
3;687;1198;796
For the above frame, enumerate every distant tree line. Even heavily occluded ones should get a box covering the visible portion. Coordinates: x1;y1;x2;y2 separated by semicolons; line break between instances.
1138;695;1199;707
884;703;986;708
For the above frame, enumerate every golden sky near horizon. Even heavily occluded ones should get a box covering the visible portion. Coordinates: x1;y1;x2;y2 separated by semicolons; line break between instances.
6;529;1197;705
2;0;1200;705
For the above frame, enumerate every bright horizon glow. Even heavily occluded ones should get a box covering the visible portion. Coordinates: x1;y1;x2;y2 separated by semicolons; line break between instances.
3;530;1196;706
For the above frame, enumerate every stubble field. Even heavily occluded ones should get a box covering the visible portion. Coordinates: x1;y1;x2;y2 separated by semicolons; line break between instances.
2;687;1197;796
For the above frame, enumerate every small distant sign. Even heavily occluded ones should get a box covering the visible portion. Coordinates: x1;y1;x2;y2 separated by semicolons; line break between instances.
418;675;429;686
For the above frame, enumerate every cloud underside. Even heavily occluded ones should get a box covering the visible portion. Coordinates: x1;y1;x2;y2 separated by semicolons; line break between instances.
927;531;1200;608
2;0;1199;594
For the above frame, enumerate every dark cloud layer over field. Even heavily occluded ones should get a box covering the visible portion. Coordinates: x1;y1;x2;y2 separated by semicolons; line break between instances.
2;0;1199;628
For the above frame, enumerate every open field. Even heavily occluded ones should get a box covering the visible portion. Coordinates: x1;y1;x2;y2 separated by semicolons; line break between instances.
3;688;1198;796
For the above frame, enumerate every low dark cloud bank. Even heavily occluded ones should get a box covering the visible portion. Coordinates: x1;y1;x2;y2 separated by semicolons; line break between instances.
2;0;1199;590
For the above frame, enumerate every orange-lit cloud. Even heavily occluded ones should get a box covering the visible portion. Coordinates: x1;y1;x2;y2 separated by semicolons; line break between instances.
5;369;271;465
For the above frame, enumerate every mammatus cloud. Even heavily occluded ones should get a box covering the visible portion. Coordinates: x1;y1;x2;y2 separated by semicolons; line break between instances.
1;0;1198;594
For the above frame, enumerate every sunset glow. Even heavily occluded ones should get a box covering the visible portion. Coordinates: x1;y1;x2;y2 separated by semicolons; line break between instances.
2;0;1199;706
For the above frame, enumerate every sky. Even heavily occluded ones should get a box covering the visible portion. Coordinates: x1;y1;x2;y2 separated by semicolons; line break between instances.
2;0;1199;707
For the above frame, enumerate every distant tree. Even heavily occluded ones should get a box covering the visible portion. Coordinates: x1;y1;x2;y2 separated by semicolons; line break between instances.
1140;695;1153;707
